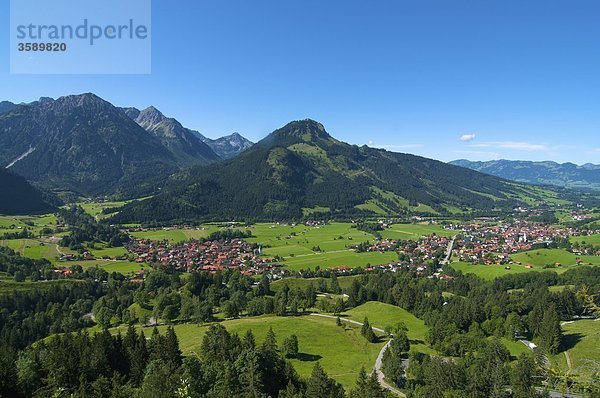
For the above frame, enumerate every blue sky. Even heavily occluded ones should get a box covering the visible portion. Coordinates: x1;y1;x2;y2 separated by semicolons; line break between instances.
1;0;599;164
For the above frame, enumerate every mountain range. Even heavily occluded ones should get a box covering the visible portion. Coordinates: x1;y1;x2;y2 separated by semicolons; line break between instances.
1;92;585;220
121;106;253;160
112;119;557;224
451;159;600;191
0;93;252;199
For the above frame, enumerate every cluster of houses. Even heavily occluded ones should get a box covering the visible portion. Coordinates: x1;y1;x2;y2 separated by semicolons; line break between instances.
449;222;575;265
125;238;282;277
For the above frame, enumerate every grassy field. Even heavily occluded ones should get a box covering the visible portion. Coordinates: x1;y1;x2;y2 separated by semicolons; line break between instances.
246;223;375;253
245;223;401;270
451;248;600;280
0;272;80;294
126;222;452;271
570;234;600;245
511;249;600;267
109;315;385;389
281;251;398;271
552;320;600;379
379;223;455;240
130;228;215;243
0;238;64;261
77;260;147;275
0;214;59;236
499;337;530;359
450;261;593;280
342;301;435;354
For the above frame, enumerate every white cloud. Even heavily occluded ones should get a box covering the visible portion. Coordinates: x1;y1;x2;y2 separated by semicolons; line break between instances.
459;134;476;142
470;141;548;151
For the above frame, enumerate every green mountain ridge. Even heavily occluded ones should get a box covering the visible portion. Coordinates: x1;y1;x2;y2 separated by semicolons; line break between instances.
112;119;561;224
0;168;58;215
451;159;600;191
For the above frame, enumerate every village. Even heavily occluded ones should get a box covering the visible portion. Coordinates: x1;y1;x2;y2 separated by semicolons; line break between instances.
447;222;598;265
125;237;282;277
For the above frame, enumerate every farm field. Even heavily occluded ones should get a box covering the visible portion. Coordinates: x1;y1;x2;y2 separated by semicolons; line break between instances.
77;260;147;275
451;249;600;280
78;197;153;219
450;261;587;280
0;238;66;262
378;223;455;240
246;222;397;270
130;227;215;243
108;315;385;389
0;272;80;294
570;234;600;245
511;248;600;268
246;222;376;253
89;246;129;258
551;320;600;379
281;250;398;271
126;222;452;271
0;213;59;236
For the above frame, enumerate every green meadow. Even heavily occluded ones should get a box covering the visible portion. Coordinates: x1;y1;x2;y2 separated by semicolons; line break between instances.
570;234;600;245
245;222;397;270
342;301;435;355
130;227;215;242
451;248;600;280
0;238;64;261
0;213;59;236
450;261;590;281
78;260;147;275
511;249;600;267
124;222;457;271
0;272;80;295
378;223;455;240
108;315;385;389
551;320;600;379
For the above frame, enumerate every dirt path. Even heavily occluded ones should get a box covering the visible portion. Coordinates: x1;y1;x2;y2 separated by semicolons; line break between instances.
309;313;406;397
564;351;572;372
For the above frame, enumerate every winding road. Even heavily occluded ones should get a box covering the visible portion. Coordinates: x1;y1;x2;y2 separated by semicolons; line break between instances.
309;313;406;397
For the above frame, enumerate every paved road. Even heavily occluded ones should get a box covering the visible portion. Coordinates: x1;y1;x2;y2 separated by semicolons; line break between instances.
309;313;406;397
440;237;455;266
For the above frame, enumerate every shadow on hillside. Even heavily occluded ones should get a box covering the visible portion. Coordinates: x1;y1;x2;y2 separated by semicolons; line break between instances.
561;333;583;352
296;352;323;362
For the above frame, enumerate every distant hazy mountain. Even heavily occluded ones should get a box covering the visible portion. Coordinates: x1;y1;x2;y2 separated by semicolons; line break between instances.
198;132;254;159
0;93;186;198
124;106;221;166
0;168;57;214
113;119;554;224
451;159;600;191
0;101;17;115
